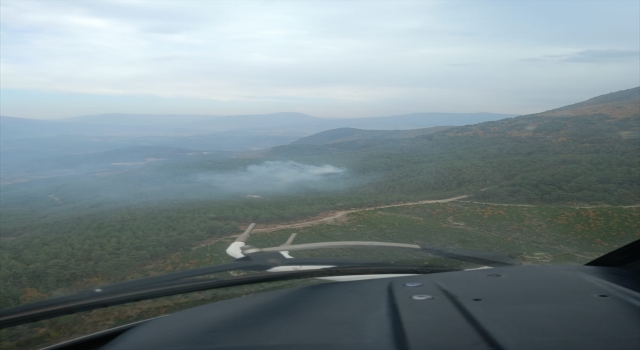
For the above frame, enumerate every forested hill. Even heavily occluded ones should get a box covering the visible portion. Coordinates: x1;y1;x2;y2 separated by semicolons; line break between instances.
269;87;640;205
291;126;452;145
534;86;639;118
442;87;639;139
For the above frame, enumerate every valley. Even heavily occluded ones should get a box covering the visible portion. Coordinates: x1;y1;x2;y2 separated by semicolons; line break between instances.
3;1;638;348
0;87;639;349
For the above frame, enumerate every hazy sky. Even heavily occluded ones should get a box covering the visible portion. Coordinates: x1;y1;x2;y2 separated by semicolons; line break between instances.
1;0;638;119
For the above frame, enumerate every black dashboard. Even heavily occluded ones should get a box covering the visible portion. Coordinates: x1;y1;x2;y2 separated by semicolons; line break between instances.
92;265;640;350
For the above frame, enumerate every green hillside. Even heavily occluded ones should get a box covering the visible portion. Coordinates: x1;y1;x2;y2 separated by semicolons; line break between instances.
536;87;639;118
1;87;639;312
268;87;640;205
541;86;639;112
291;126;452;145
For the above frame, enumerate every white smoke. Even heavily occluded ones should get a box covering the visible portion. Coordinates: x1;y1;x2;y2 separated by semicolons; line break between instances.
197;161;349;195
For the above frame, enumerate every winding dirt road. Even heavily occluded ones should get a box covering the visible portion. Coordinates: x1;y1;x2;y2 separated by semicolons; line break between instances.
193;195;468;249
194;195;638;250
252;195;468;233
251;196;640;233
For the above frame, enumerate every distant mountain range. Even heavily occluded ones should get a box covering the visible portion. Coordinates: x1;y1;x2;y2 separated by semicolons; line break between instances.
0;86;637;231
0;111;515;180
0;109;511;183
0;112;516;140
2;87;637;208
62;111;518;130
290;87;640;146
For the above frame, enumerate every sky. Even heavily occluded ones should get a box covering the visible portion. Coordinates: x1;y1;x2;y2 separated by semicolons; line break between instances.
1;0;638;120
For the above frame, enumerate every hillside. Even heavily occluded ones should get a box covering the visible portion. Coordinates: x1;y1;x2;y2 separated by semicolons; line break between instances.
2;88;636;221
331;112;515;129
2;88;635;219
270;87;640;205
291;126;452;145
535;87;639;118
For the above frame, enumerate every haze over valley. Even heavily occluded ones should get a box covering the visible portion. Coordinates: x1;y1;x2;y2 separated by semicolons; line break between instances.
1;1;639;348
1;87;637;227
0;112;513;184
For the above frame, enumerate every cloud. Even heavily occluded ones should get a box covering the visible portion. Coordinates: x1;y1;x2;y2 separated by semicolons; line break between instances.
1;0;639;118
196;161;351;195
522;49;639;64
560;49;639;63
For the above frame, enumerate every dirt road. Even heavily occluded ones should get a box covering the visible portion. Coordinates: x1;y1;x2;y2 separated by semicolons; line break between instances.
252;195;468;233
195;195;638;249
251;197;639;234
193;195;469;249
462;201;640;209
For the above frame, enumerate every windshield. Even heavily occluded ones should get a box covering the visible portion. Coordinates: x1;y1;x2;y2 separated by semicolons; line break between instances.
1;0;639;349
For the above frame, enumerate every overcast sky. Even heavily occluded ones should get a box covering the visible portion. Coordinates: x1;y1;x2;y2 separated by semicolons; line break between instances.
1;0;638;119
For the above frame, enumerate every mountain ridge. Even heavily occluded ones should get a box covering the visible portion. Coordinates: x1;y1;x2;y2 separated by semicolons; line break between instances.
292;126;453;145
0;112;516;140
290;86;639;145
534;87;639;118
269;86;639;205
